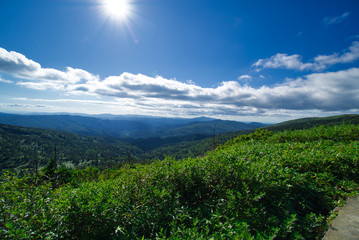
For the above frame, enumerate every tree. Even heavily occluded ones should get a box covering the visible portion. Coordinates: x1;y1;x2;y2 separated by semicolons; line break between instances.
44;146;58;181
211;125;216;150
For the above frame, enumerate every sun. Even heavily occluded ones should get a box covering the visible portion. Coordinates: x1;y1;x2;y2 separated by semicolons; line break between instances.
104;0;132;21
99;0;138;42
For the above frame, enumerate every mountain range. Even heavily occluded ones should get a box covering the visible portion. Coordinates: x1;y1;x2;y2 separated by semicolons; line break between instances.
0;112;266;139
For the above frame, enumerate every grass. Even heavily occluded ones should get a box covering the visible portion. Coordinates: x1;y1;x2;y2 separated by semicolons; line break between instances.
1;124;359;239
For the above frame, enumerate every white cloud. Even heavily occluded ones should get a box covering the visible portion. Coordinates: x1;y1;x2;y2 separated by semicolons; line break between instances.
1;47;359;119
0;47;99;90
75;68;359;112
252;53;319;71
323;12;350;25
314;41;359;65
238;75;252;80
0;76;13;83
253;41;359;71
0;47;40;74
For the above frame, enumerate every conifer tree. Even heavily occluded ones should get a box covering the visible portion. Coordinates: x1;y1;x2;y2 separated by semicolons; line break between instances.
44;146;58;180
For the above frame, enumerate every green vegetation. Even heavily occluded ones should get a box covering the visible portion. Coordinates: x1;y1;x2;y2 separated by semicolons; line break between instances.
1;123;358;239
146;114;359;161
0;123;251;171
266;114;359;131
0;124;142;172
1;114;358;172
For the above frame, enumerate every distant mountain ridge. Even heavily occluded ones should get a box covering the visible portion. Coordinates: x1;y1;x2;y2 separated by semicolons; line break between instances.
0;112;266;139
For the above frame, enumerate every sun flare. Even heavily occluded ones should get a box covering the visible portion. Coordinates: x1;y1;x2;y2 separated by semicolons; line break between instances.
104;0;131;21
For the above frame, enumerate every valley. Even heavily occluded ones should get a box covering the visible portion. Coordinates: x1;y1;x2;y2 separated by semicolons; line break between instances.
0;112;267;171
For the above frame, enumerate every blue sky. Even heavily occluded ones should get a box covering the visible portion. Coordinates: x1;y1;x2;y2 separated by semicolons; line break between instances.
0;0;359;122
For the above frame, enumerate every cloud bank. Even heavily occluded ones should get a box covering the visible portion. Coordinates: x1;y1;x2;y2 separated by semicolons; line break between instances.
0;47;99;90
1;46;359;118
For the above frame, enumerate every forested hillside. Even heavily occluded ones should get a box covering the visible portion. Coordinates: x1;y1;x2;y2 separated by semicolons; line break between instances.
0;124;142;171
0;123;252;171
1;123;358;239
0;123;246;171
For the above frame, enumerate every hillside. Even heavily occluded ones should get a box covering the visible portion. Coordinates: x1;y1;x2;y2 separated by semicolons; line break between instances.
267;114;359;131
0;122;256;171
0;124;142;171
1;123;358;239
0;122;254;171
150;114;359;161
